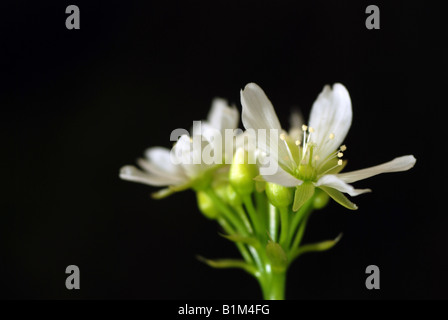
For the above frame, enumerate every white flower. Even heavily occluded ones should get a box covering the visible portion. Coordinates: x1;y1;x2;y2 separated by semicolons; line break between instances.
241;82;416;210
120;98;240;198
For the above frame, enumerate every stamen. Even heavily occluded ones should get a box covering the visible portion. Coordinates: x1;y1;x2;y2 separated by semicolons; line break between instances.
338;159;343;165
337;152;344;158
302;124;308;131
280;135;294;164
295;140;301;146
329;133;335;140
340;145;347;151
309;127;315;133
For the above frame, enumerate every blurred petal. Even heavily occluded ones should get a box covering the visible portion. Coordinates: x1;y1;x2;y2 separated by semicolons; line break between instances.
207;98;239;131
119;165;177;186
336;155;416;183
288;109;304;141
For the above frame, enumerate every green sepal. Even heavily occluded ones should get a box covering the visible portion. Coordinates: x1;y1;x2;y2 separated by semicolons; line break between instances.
319;186;358;210
291;233;343;260
196;256;257;276
219;233;260;249
293;182;315;212
266;241;288;273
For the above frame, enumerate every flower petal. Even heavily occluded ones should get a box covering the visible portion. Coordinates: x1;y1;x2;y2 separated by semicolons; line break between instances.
336;155;416;183
241;83;293;171
308;83;352;160
259;158;303;187
241;83;282;131
207;98;239;131
119;165;179;186
144;147;184;175
316;174;371;196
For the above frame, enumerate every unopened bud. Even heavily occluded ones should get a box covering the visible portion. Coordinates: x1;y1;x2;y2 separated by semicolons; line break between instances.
229;148;258;196
196;190;219;219
313;188;330;210
265;182;293;208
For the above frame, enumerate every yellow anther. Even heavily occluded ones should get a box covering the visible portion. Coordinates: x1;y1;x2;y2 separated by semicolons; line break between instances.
189;137;193;143
329;133;335;139
337;159;343;165
337;152;343;158
280;133;286;140
340;145;347;151
295;140;301;146
309;127;315;133
302;124;308;131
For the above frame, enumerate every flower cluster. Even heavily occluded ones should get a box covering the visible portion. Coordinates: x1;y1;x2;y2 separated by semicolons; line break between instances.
120;83;416;299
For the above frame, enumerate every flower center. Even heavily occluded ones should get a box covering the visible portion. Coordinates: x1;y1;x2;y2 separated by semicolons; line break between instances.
280;125;347;181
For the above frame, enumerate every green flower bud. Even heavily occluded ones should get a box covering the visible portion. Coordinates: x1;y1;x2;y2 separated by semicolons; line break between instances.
265;182;293;208
229;148;258;196
313;188;330;210
196;190;219;219
226;184;242;207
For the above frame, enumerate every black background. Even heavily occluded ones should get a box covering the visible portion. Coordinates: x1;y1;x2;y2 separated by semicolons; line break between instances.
1;1;444;299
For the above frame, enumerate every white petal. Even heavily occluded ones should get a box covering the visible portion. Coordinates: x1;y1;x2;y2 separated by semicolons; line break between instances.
241;83;282;131
119;165;182;186
144;147;184;176
240;83;293;171
258;154;303;187
315;175;371;196
261;167;303;187
308;83;352;160
336;155;416;183
207;98;239;131
137;158;187;184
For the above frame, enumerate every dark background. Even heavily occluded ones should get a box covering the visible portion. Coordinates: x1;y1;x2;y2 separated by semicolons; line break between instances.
0;1;444;299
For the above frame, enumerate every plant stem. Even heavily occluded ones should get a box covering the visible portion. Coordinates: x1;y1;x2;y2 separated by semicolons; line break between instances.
260;269;286;300
243;195;262;238
279;207;289;249
268;204;278;242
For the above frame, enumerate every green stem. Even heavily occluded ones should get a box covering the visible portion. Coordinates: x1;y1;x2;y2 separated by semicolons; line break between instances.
205;188;248;236
235;205;254;235
288;199;313;249
243;195;262;238
217;217;253;265
255;190;268;232
279;207;289;249
290;210;312;254
268;204;278;242
260;270;286;300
